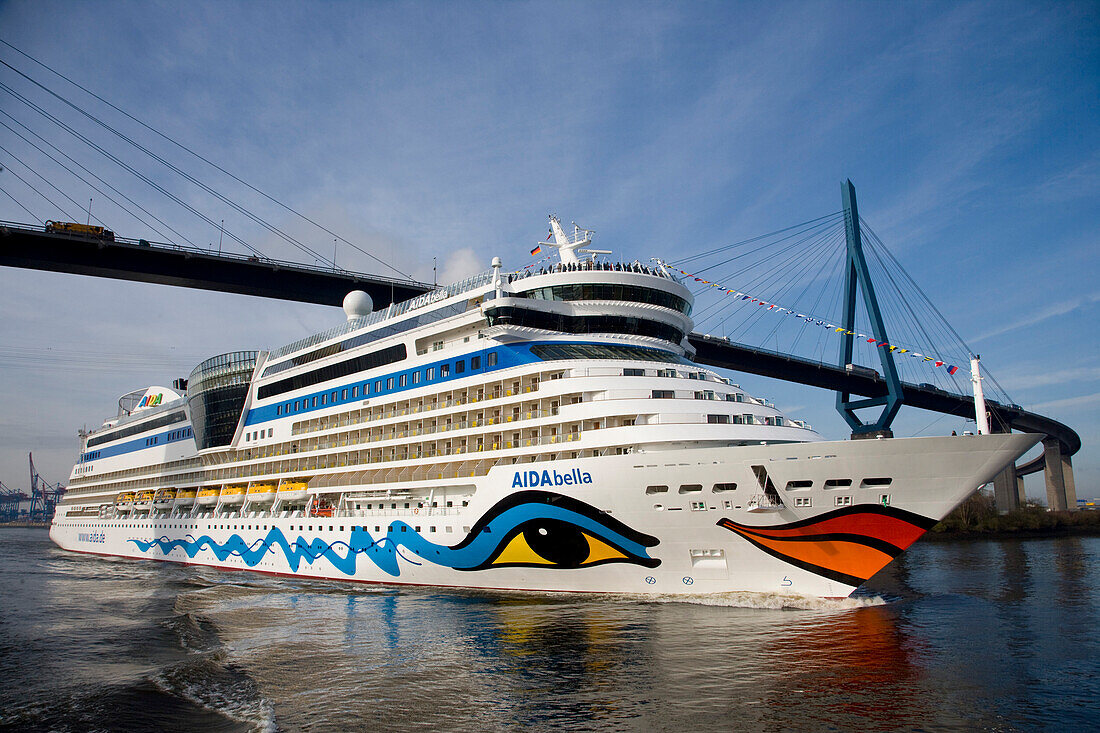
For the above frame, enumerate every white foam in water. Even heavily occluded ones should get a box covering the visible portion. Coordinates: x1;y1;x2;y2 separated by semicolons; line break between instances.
647;591;888;611
152;668;277;733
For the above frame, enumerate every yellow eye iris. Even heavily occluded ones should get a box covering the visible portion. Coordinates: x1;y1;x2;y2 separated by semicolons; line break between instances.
488;519;631;569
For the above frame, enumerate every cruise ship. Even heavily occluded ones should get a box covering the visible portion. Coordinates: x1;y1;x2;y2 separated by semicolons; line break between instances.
50;218;1038;598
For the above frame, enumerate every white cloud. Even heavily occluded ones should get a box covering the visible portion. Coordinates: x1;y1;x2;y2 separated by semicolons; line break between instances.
971;292;1100;343
997;366;1100;392
1031;392;1100;414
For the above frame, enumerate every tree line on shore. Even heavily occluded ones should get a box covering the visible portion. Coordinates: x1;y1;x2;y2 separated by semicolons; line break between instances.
930;490;1100;537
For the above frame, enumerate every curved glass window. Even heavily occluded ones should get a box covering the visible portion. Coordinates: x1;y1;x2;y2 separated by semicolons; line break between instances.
486;306;685;344
257;344;406;400
86;411;187;448
263;302;464;377
515;284;691;315
530;343;686;364
187;351;258;450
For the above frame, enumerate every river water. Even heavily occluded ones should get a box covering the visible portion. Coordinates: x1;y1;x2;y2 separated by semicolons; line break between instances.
0;528;1096;732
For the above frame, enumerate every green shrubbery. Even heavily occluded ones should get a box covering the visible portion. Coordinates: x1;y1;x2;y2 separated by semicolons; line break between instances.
930;490;1100;536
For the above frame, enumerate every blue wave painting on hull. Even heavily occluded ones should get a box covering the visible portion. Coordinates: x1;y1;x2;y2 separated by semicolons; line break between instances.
129;490;661;576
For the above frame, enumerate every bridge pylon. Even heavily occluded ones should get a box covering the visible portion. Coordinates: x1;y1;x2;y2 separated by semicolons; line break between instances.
835;180;904;437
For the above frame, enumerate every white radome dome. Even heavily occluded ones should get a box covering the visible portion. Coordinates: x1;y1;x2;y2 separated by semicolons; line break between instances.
342;290;373;320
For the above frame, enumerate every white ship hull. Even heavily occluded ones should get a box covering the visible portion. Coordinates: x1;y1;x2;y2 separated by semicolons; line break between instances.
51;434;1035;597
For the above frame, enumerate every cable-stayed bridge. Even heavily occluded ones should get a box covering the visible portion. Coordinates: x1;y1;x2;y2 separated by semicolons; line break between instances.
0;40;1079;513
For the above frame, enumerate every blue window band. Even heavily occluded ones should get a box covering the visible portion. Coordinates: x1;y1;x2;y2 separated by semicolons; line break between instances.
80;426;193;462
243;341;682;428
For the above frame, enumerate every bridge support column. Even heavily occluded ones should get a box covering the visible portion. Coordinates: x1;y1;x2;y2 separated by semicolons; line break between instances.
989;419;1019;513
1061;453;1077;510
1017;473;1027;506
993;462;1021;514
1043;438;1075;511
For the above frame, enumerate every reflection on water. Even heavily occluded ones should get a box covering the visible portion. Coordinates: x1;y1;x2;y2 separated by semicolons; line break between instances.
1;529;1098;731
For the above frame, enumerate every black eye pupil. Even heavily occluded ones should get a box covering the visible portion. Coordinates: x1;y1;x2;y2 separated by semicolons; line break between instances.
522;519;588;567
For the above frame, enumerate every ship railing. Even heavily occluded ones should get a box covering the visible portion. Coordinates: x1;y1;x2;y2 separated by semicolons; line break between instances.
337;506;464;519
290;408;566;445
289;380;557;438
509;259;674;279
268;270;493;360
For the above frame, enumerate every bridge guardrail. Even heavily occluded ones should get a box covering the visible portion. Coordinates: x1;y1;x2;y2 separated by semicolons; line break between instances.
0;219;424;288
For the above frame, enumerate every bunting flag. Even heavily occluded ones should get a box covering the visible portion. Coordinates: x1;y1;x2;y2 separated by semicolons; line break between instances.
658;259;964;376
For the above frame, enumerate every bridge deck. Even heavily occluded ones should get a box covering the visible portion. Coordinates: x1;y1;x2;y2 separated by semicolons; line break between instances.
0;222;432;308
689;334;1079;474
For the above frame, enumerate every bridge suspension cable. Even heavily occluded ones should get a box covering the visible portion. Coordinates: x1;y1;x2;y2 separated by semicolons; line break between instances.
0;65;315;263
0;39;413;280
0;77;268;258
0;147;79;221
0;142;89;223
0;112;205;247
0;183;40;222
667;209;1015;407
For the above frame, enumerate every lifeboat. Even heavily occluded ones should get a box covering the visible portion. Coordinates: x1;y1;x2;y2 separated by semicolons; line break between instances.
136;490;155;505
246;483;276;503
278;481;309;502
153;490;176;510
196;487;220;506
174;488;197;506
220;485;246;504
116;492;135;511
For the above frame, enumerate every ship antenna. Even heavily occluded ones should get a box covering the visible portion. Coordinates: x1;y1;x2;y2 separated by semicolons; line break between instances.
539;215;592;265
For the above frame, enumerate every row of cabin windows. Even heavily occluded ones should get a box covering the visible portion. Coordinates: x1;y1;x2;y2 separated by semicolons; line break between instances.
246;428;274;442
626;367;723;382
351;500;467;510
273;353;499;417
702;412;785;426
681;494;890;511
651;390;755;405
785;477;892;490
166;427;193;441
646;484;737;494
68;522;481;536
646;478;892;495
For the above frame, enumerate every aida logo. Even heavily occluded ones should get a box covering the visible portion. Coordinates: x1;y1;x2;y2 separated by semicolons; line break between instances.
511;468;593;488
138;394;163;408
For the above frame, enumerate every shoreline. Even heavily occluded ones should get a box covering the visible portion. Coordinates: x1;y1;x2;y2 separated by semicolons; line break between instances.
924;522;1100;542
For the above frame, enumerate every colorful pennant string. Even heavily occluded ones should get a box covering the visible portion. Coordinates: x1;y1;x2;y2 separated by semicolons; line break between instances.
659;260;962;375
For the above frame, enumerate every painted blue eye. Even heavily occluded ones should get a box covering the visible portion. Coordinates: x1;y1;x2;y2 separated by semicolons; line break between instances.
453;491;661;571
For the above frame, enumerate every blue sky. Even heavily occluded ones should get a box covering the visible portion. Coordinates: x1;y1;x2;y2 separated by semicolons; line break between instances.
0;1;1096;499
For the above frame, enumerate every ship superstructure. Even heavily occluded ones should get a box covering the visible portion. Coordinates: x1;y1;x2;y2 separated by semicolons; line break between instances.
50;218;1037;597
